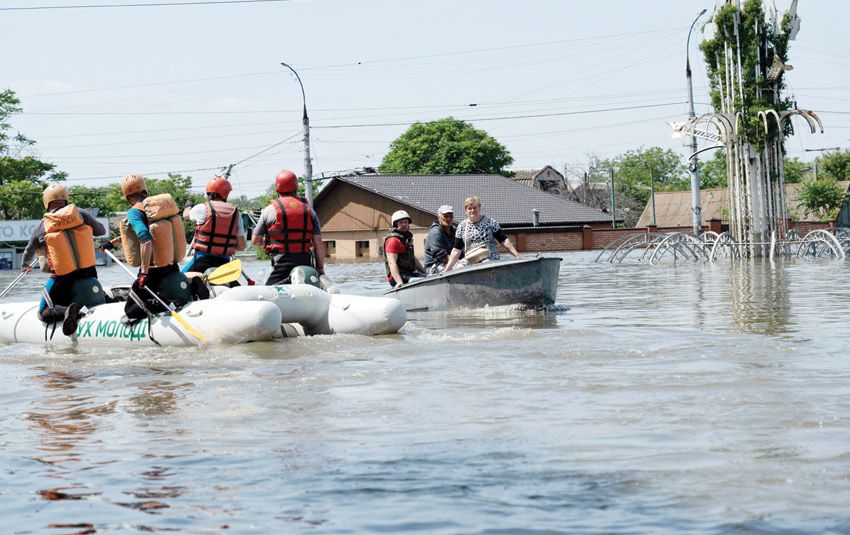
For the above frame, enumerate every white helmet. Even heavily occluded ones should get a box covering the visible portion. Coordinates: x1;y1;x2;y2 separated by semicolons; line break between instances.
391;210;412;227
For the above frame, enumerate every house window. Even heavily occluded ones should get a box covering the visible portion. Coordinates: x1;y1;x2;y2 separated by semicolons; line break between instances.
356;240;370;258
324;240;336;257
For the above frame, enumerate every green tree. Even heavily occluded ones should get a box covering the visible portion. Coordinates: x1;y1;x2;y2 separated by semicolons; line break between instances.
0;89;67;219
699;151;806;189
380;117;513;175
797;178;848;221
816;149;850;181
602;147;688;205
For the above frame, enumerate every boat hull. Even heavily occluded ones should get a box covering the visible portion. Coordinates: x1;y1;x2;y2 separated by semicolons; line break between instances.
216;284;407;335
384;256;562;312
0;299;282;347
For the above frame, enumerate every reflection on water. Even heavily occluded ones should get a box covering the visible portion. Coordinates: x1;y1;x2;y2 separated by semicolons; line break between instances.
729;260;791;335
2;253;850;533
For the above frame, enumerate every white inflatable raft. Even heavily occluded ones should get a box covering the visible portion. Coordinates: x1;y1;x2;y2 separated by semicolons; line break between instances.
214;284;407;336
0;299;282;347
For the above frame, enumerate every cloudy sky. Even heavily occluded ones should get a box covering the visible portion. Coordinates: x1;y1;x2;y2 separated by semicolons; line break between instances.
2;0;848;197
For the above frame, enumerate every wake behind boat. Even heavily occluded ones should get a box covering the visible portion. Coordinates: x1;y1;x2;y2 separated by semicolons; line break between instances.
384;255;562;312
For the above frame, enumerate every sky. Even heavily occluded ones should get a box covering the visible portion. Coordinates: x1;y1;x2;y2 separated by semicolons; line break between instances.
1;0;848;198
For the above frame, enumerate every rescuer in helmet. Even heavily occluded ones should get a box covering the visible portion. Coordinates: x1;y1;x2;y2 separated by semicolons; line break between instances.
383;209;426;289
182;175;246;279
21;184;107;336
251;169;326;285
101;173;192;322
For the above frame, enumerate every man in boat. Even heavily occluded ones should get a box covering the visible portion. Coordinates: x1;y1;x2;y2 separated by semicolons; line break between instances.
182;175;246;283
251;169;326;285
384;210;426;289
423;205;462;275
21;184;106;335
101;173;193;322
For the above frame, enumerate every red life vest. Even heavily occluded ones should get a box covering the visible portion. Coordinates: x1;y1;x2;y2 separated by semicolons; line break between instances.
265;196;314;254
193;201;239;256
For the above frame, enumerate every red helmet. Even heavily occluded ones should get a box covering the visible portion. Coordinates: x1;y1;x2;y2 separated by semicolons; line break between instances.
206;176;233;201
275;169;298;194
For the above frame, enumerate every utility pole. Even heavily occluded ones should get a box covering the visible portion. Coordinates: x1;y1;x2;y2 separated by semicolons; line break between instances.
609;168;616;229
804;147;841;181
281;62;314;207
687;8;707;234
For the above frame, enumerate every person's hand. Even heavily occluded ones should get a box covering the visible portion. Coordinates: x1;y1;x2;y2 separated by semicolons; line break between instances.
183;200;194;209
393;281;404;291
99;240;115;252
21;265;33;273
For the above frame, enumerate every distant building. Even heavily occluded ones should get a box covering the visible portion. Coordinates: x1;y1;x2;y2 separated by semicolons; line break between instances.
635;181;850;228
509;166;569;195
312;173;614;260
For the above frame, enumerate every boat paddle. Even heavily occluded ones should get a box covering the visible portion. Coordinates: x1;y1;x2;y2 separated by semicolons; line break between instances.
204;259;243;285
0;258;39;299
103;249;205;343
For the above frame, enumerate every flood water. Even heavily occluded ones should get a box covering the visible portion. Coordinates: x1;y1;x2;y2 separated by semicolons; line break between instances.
2;253;849;533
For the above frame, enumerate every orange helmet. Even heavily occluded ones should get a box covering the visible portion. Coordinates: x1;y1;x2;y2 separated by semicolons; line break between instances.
275;169;298;194
120;173;147;200
42;184;68;209
206;176;233;201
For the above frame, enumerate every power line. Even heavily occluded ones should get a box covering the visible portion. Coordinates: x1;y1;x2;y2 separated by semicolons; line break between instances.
311;101;687;129
0;0;297;11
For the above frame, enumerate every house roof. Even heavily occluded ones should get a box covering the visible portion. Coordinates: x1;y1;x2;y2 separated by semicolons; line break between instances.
509;169;538;187
635;181;850;227
314;173;612;226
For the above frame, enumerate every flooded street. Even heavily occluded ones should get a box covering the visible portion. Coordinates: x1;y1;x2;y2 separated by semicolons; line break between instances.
2;253;850;533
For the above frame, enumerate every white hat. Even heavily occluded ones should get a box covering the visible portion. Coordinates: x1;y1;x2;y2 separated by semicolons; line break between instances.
391;210;412;226
438;205;454;214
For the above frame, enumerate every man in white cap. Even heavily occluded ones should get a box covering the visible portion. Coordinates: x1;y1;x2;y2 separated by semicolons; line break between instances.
423;205;462;274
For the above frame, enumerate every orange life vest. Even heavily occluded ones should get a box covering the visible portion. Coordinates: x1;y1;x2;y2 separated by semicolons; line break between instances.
42;204;97;276
119;194;187;268
193;201;239;256
265;196;314;254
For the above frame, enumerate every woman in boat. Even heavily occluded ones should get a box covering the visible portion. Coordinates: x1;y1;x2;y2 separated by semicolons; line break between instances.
21;184;106;335
443;196;521;271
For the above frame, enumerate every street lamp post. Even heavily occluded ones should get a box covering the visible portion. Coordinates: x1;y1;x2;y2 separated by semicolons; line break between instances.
686;8;707;234
804;147;842;180
280;61;314;207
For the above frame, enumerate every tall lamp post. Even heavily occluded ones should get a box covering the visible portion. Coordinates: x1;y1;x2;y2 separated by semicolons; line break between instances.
804;147;841;180
686;8;707;234
280;61;314;207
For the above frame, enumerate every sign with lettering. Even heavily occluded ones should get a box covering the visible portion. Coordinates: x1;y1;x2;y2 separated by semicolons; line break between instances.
0;217;108;242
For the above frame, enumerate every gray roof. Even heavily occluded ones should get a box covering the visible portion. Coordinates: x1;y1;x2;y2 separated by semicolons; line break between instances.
316;173;611;226
509;169;538;186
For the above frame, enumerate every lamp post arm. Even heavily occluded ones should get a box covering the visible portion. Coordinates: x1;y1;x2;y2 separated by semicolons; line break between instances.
281;61;314;207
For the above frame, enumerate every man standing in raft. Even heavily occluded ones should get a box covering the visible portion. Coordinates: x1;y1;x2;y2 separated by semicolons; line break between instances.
22;184;106;335
102;173;192;322
182;175;246;277
251;169;326;285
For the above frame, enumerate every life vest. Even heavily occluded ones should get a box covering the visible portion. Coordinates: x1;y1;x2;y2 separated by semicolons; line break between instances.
192;201;239;256
119;194;187;268
383;229;417;278
265;196;314;254
42;204;97;276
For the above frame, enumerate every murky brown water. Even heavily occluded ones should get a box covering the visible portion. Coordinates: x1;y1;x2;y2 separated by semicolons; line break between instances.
1;253;849;533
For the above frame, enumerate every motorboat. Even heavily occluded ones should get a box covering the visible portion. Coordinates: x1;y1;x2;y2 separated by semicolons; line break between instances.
384;255;562;312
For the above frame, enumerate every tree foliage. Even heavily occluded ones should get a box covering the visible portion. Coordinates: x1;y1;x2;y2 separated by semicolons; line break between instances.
816;149;850;181
602;147;688;204
699;0;794;143
698;151;806;189
380;117;513;175
0;89;67;219
797;178;848;221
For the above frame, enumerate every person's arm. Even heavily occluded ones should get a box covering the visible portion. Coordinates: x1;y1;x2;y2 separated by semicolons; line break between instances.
501;237;521;258
127;208;153;278
443;247;463;272
414;254;425;273
80;211;106;236
21;224;43;271
311;235;326;275
251;210;269;247
235;211;246;251
386;252;405;288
